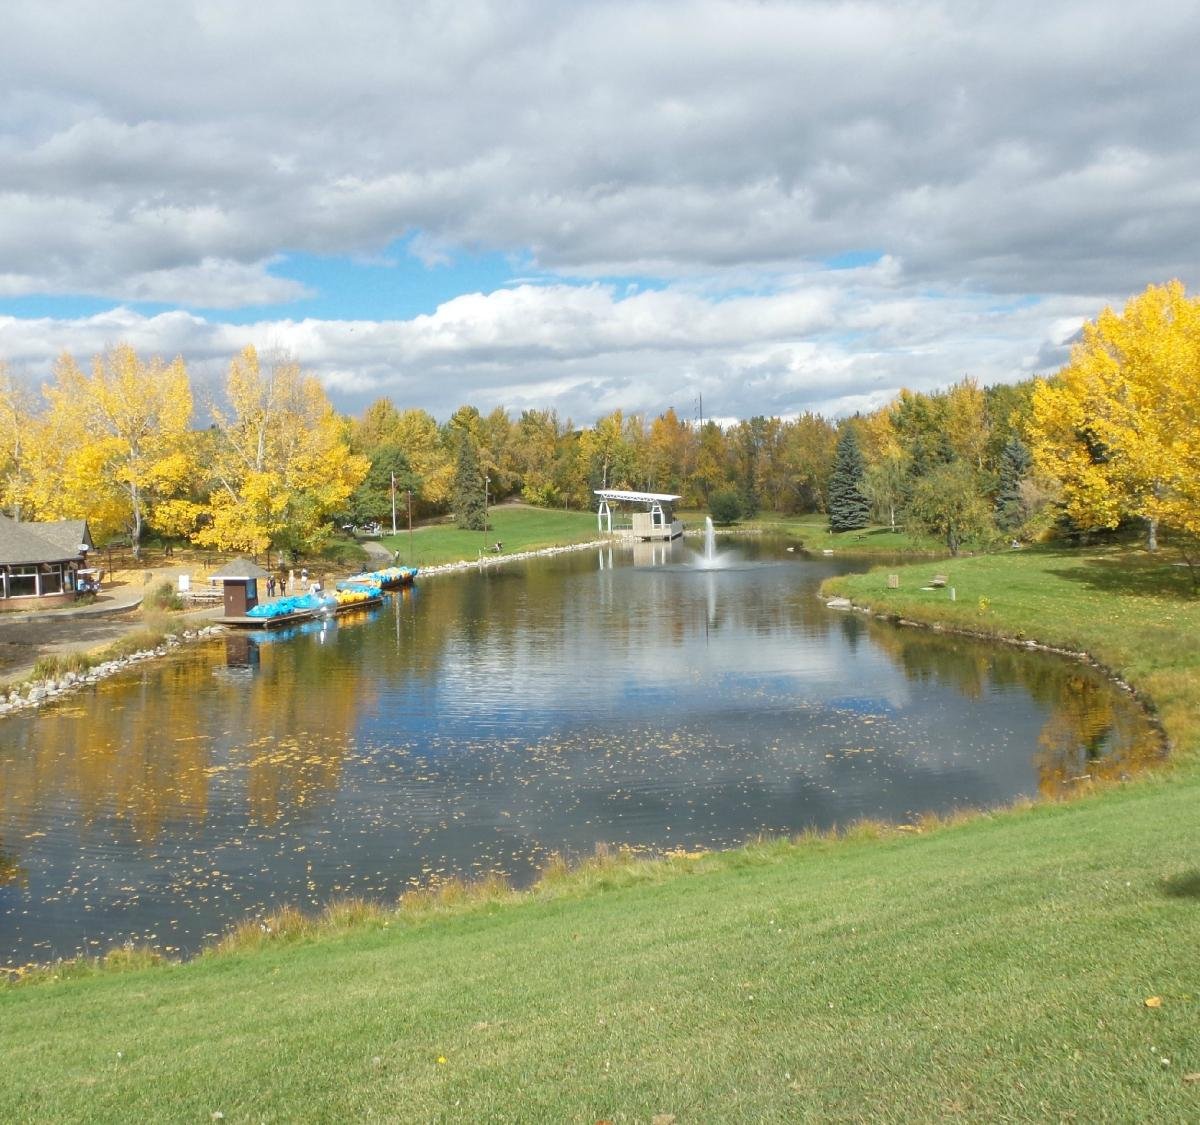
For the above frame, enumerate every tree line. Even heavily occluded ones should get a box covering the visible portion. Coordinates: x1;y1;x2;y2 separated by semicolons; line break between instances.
0;281;1196;567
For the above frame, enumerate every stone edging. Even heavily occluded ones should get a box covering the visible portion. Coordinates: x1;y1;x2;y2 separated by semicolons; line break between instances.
0;626;226;719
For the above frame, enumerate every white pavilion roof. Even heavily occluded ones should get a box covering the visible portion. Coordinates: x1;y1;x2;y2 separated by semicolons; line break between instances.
594;489;681;504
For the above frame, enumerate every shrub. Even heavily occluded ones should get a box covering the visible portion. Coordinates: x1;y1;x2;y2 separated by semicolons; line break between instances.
709;490;743;525
146;579;183;611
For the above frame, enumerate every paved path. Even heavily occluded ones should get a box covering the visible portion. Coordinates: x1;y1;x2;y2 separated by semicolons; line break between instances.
361;539;395;564
0;568;213;686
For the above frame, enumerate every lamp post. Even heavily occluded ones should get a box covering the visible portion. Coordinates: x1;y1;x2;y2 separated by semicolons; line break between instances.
483;474;490;552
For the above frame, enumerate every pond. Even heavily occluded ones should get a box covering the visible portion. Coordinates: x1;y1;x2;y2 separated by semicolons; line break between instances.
0;536;1162;968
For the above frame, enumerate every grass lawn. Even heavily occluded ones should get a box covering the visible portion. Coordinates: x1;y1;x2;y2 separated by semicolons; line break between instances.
380;504;601;567
682;509;945;555
3;542;1199;1121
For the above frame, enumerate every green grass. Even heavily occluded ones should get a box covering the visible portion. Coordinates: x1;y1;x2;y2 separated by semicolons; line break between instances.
381;504;601;566
683;510;945;555
823;544;1200;763
4;542;1200;1121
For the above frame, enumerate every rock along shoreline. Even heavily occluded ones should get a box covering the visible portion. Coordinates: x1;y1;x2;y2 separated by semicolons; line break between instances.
0;625;228;719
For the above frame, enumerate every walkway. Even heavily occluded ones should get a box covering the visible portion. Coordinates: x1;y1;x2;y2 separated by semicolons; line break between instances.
0;567;211;686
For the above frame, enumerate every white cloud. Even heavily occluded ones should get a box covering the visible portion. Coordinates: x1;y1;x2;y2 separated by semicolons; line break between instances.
0;267;1105;420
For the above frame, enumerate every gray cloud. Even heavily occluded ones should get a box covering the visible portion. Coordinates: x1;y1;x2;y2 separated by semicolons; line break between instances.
0;1;1196;417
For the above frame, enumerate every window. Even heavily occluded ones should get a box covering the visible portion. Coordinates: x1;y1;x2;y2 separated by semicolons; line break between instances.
39;564;63;595
8;568;37;597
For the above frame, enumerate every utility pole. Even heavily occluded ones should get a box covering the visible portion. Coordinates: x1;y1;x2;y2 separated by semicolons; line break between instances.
390;471;398;535
407;489;413;560
483;474;490;552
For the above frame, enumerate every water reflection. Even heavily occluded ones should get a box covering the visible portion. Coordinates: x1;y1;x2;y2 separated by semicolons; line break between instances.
0;539;1162;966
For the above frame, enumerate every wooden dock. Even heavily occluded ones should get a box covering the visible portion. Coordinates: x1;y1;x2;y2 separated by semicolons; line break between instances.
216;594;383;629
216;608;319;629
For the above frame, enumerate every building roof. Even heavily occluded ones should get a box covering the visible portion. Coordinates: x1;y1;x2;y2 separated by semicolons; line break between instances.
594;489;682;504
209;558;270;581
35;519;93;556
0;514;89;566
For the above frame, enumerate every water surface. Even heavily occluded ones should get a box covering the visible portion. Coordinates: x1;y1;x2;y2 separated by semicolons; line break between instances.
0;537;1160;967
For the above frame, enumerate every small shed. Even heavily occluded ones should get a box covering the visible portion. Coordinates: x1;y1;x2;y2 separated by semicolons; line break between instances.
209;558;270;617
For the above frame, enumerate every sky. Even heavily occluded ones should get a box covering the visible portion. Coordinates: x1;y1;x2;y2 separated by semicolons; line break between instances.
1;0;1198;424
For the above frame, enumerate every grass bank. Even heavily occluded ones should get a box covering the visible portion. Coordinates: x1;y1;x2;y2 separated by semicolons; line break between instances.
822;544;1200;768
682;510;944;555
3;545;1199;1121
382;504;601;567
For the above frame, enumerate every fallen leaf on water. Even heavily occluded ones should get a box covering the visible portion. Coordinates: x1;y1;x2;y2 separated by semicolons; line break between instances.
1144;996;1163;1008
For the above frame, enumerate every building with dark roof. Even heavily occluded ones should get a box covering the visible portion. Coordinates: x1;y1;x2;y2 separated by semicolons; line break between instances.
0;515;93;607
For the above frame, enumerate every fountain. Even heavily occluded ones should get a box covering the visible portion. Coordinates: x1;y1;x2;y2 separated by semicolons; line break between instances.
695;516;725;569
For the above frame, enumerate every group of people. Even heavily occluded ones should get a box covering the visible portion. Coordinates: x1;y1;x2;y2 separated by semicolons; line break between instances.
262;567;323;599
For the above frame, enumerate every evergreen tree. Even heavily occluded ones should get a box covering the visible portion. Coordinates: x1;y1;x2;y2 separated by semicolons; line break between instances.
995;436;1032;531
452;433;487;530
827;427;872;531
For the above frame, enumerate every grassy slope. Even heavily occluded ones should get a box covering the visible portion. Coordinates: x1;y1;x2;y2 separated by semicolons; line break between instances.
730;512;944;555
3;544;1199;1121
380;505;600;567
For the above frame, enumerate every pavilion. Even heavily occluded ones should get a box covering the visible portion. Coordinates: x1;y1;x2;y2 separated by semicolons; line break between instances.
0;515;93;607
594;489;684;541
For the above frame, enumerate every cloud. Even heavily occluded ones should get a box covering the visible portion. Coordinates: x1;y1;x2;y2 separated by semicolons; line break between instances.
0;2;1195;416
0;266;1101;421
2;2;1198;294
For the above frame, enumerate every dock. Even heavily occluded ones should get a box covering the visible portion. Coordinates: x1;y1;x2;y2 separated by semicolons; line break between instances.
217;593;385;629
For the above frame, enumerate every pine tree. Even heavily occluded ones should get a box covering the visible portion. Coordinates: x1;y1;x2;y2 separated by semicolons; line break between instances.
995;436;1032;531
827;426;871;531
452;433;487;530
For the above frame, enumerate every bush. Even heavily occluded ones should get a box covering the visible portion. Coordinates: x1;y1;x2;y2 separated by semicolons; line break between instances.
146;579;183;611
709;490;743;525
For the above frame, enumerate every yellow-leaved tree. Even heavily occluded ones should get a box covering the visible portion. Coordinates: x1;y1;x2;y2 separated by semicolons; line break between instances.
0;362;38;520
27;346;193;553
1029;280;1200;561
192;346;368;558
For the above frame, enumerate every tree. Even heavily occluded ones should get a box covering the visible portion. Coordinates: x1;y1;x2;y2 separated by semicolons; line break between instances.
784;413;837;513
0;363;37;520
709;489;742;525
995;436;1033;532
906;460;993;555
1029;280;1200;554
34;345;193;553
196;346;368;557
827;426;871;531
512;409;563;506
689;420;730;506
452;431;487;530
863;453;909;531
346;444;419;529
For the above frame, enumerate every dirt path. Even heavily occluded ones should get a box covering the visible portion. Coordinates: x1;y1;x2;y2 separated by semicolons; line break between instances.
0;568;214;686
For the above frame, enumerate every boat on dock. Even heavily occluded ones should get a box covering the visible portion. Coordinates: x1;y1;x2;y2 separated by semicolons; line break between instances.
342;565;418;589
214;561;413;629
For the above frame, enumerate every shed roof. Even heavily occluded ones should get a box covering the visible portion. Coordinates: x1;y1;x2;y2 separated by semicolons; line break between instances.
0;515;88;566
35;519;93;556
208;558;270;581
594;489;682;504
